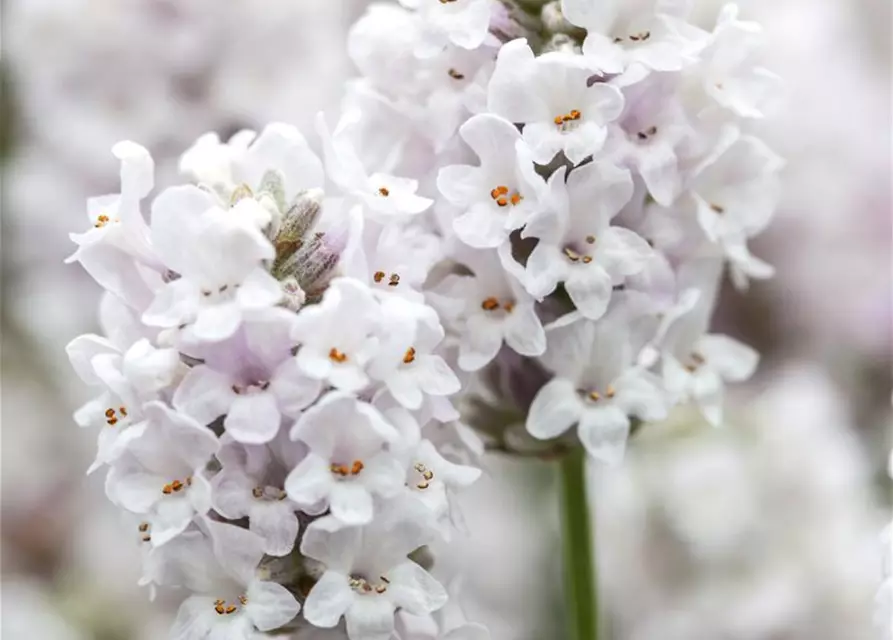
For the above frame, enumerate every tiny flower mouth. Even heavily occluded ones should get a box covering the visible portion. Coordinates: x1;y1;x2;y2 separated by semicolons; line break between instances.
635;125;658;142
252;486;288;501
403;347;416;364
138;522;151;543
412;462;435;490
214;596;247;615
373;271;401;287
94;214;118;228
614;31;651;44
329;348;349;363
349;574;390;595
331;460;365;477
104;406;128;426
378;187;390;197
583;386;615;402
447;67;465;80
684;352;706;372
481;296;515;313
489;185;522;208
554;110;582;131
232;381;271;395
709;203;725;214
161;476;193;495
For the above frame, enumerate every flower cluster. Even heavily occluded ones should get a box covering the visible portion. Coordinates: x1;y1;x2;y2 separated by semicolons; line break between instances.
66;0;781;638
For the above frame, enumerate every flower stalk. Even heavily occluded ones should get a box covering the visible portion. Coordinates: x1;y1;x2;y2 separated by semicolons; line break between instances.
560;447;598;640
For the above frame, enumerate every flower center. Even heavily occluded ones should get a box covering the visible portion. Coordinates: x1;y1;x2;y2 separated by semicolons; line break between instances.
104;405;128;427
635;125;658;142
447;67;465;80
201;283;240;300
331;460;365;477
709;203;725;214
252;485;288;501
684;352;706;373
232;381;270;395
94;213;119;228
403;347;416;364
161;476;192;495
214;596;247;616
553;109;582;131
481;297;515;313
584;385;616;402
613;31;651;44
489;185;523;208
412;462;436;490
349;574;390;595
138;522;151;543
378;187;390;197
329;348;349;363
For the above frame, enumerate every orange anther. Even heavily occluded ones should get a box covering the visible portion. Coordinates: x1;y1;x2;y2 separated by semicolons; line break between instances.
350;460;365;475
481;297;500;311
403;347;416;364
329;348;348;363
373;271;385;283
496;197;508;207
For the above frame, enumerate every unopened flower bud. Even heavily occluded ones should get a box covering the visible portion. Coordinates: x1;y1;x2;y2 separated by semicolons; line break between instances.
272;188;324;267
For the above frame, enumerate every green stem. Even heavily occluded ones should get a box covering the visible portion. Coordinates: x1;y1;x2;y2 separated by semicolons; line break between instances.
559;447;597;640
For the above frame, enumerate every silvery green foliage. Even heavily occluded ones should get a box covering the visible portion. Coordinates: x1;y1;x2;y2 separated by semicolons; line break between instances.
66;1;780;637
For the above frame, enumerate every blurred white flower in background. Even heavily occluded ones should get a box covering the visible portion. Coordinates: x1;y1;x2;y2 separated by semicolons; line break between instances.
597;364;885;640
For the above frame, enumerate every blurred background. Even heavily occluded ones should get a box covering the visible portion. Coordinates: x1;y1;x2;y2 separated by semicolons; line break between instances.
0;1;890;638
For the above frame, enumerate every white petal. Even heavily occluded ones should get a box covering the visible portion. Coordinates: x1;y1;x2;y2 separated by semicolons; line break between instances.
169;596;219;640
693;369;725;427
224;393;281;444
696;334;758;382
502;305;546;357
65;334;118;384
270;358;322;416
387;561;448;615
565;266;612;320
304;570;354;628
211;468;253;519
237;269;283;309
245;579;301;631
173;366;235;426
594;227;653;281
527;378;581;440
285;454;334;508
250;503;299;557
193;303;243;342
457;316;503;372
614;372;668;422
415;356;461;397
577;405;630;465
346;597;396;640
329;482;374;525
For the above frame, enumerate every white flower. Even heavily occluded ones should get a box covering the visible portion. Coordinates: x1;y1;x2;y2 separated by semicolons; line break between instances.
603;73;694;205
399;439;481;531
286;392;404;526
521;161;650;319
301;513;447;640
211;439;303;556
432;249;545;371
526;313;667;463
695;4;782;120
181;123;324;204
66;336;180;473
342;219;442;303
369;301;461;410
437;113;546;249
400;0;495;58
290;277;383;393
688;126;783;288
143;186;282;342
105;402;219;546
67;141;163;309
658;294;758;426
173;315;321;444
562;0;696;73
487;39;625;165
318;112;433;221
170;519;300;639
